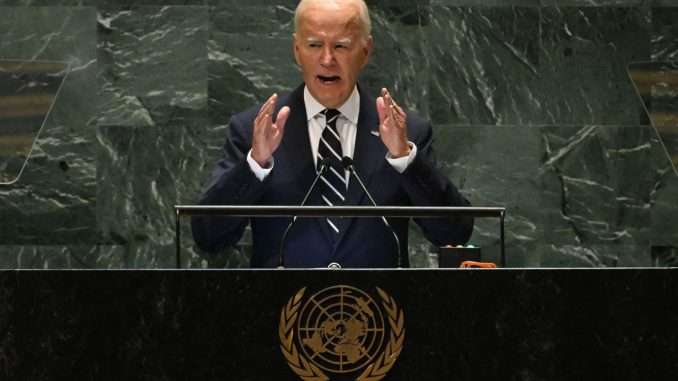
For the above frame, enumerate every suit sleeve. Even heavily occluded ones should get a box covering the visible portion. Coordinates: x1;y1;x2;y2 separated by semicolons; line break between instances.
191;110;269;253
399;117;474;246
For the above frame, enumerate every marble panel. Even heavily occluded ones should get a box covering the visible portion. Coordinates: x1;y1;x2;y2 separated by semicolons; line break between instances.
208;3;297;126
651;7;678;60
361;3;432;118
0;7;97;245
539;0;652;6
650;167;678;248
539;7;651;125
0;245;123;268
96;125;209;264
427;6;541;125
436;125;552;266
0;0;207;5
438;124;674;267
209;0;298;6
431;0;539;5
539;125;676;265
96;6;208;127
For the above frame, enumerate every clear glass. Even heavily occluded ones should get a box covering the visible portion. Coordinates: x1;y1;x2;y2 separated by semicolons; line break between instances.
0;59;70;184
628;61;678;177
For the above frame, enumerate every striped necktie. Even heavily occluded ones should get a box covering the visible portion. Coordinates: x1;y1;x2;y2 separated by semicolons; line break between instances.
317;109;346;236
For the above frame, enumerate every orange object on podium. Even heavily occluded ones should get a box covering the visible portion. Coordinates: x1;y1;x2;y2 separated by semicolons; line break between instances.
460;261;497;269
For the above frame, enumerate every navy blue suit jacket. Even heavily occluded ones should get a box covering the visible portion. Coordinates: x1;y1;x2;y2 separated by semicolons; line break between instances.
191;84;473;268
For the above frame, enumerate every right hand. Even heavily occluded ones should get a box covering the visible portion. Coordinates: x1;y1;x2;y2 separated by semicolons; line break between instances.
251;93;290;167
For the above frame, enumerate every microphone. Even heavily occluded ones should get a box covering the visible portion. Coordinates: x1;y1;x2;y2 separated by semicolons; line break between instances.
341;156;402;268
277;157;331;268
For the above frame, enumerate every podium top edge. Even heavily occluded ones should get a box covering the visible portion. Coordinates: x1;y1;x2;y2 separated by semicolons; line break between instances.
173;205;506;218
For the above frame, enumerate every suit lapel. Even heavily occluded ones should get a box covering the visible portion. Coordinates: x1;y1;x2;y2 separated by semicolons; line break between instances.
277;85;313;182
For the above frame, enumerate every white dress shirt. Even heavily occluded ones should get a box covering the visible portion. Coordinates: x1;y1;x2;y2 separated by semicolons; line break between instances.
247;86;417;182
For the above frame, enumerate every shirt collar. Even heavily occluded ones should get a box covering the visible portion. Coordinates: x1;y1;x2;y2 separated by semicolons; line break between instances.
303;85;360;125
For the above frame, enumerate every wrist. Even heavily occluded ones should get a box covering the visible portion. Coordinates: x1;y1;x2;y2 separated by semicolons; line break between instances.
389;142;412;158
251;149;272;168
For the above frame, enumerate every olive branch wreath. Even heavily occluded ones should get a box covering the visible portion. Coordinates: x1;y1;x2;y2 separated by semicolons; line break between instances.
279;287;405;381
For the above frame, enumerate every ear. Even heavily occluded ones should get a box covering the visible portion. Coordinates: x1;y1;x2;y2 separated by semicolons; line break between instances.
365;35;374;57
293;33;301;66
361;35;373;67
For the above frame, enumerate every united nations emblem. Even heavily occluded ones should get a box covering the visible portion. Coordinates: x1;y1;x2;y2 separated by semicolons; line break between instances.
279;285;405;381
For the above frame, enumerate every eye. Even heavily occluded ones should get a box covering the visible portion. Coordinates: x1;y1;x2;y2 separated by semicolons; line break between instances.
308;42;321;48
335;43;348;50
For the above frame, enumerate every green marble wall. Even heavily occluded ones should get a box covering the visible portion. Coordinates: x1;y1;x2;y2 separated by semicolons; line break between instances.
0;0;676;268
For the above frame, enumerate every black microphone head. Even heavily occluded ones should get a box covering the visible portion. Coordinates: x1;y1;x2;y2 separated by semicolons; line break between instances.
341;156;353;169
317;157;331;173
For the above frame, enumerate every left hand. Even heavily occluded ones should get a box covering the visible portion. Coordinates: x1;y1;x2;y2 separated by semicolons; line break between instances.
376;88;410;158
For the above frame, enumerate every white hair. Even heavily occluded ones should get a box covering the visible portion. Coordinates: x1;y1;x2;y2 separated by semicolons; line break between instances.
294;0;372;40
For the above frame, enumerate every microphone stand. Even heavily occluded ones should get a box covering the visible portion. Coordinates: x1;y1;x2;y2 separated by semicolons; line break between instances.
277;158;330;268
342;157;402;268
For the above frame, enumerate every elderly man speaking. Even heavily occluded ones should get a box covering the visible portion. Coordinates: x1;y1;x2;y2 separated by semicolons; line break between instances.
191;0;473;268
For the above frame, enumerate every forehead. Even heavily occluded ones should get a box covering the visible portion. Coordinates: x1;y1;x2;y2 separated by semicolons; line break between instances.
297;1;363;37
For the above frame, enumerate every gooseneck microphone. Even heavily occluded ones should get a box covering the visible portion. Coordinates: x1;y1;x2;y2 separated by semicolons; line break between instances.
277;157;331;268
341;156;402;268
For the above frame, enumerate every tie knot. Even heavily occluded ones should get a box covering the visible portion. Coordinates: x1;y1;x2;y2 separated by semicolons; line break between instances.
324;108;340;121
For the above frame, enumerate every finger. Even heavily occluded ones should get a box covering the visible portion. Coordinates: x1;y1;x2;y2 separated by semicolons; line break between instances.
384;90;393;107
264;94;277;117
392;102;405;120
381;88;395;109
256;94;272;118
379;115;390;134
394;102;406;117
254;116;269;140
254;105;269;129
389;104;397;127
393;109;406;129
275;106;291;131
376;96;387;124
257;93;277;121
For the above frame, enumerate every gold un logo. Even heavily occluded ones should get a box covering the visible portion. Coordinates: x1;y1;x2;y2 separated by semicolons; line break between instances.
279;285;405;381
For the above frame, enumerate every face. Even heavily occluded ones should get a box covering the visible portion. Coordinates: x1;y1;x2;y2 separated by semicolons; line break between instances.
294;1;372;109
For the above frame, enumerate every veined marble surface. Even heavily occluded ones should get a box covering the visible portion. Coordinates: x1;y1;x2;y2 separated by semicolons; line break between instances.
0;2;676;268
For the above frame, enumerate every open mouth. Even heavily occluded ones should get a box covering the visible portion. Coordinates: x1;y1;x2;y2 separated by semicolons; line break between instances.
317;75;341;84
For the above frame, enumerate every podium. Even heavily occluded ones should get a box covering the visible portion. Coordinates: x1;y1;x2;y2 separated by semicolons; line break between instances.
3;268;677;380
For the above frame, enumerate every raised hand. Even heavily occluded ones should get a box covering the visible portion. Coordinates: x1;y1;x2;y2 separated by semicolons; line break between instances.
376;88;410;158
251;93;290;167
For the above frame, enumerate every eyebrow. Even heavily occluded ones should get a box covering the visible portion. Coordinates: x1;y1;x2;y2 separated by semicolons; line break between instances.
304;37;353;45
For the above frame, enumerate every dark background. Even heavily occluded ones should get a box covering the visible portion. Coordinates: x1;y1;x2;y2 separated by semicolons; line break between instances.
0;0;676;268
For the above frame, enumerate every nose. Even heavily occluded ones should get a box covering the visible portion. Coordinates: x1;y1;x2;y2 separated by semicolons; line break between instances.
320;46;335;67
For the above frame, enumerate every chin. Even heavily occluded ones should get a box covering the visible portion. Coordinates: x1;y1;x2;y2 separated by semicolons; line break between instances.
318;92;349;108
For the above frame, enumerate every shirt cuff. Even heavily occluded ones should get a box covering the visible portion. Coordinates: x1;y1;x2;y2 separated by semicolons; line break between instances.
247;149;274;181
385;142;417;174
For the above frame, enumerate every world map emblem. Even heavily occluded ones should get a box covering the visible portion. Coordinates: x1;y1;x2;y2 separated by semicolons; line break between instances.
279;285;405;381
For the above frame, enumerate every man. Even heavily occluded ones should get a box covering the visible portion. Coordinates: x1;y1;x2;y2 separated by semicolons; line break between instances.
191;0;473;268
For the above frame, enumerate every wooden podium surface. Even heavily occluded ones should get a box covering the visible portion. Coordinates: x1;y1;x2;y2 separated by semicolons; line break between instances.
2;269;677;380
